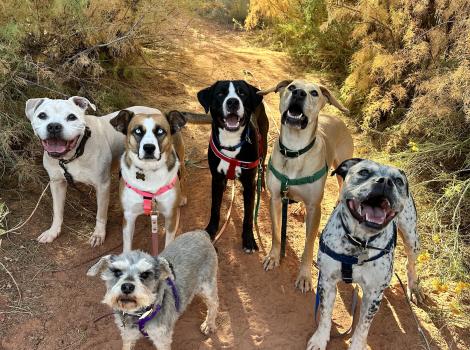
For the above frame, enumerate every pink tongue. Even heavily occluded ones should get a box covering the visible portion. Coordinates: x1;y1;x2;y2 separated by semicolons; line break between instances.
225;115;239;127
363;205;386;224
43;139;68;153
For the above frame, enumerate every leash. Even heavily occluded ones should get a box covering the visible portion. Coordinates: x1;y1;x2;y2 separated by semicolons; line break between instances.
212;181;236;244
268;157;328;257
58;127;91;191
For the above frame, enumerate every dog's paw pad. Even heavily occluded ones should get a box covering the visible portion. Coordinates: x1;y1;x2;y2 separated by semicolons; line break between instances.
200;321;216;335
37;229;60;243
295;275;313;293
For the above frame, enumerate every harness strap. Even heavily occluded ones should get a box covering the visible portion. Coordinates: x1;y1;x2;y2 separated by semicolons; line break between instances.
209;133;260;180
279;137;316;158
124;176;178;215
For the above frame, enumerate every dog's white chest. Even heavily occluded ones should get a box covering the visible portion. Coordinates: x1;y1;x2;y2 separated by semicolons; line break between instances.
217;149;241;178
216;128;242;178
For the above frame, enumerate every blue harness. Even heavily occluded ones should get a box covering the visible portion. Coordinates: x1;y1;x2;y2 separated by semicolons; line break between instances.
314;215;397;320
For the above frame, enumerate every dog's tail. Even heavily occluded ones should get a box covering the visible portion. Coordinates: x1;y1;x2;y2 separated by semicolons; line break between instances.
181;112;211;124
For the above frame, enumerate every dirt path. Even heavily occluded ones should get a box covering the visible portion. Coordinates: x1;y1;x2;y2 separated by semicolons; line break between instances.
1;16;457;350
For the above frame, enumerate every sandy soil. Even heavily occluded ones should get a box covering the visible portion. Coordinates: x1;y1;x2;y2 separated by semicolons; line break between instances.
1;15;467;350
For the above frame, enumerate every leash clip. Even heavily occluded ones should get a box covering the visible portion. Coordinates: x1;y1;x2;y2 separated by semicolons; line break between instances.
357;250;369;265
151;212;159;234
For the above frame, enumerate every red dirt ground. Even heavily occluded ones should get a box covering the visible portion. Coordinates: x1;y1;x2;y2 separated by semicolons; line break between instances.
1;15;467;350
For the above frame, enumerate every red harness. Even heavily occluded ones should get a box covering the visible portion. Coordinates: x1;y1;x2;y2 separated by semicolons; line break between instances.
125;176;178;215
209;131;262;180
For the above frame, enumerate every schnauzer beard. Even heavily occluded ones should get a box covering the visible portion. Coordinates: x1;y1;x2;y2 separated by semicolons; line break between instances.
103;284;156;312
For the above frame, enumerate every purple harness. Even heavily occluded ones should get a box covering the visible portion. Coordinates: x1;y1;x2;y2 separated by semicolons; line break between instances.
136;278;180;337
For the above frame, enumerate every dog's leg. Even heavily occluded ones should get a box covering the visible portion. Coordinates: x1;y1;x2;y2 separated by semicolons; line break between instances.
241;174;258;253
306;276;336;350
122;211;138;252
263;195;282;270
89;178;110;247
296;203;321;292
37;179;67;243
199;278;219;335
397;197;424;303
149;329;173;350
348;287;385;350
206;173;227;239
118;319;140;350
163;207;178;248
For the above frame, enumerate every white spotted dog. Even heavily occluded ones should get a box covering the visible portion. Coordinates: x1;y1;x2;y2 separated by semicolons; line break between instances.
307;159;424;350
110;109;187;252
25;96;157;246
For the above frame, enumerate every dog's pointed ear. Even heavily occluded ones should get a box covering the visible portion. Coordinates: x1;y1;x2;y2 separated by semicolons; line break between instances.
110;110;134;134
166;110;187;134
87;255;114;277
318;85;349;115
154;257;175;281
331;158;365;179
244;81;263;111
25;98;46;120
197;85;215;114
68;96;96;112
398;169;410;197
257;80;293;95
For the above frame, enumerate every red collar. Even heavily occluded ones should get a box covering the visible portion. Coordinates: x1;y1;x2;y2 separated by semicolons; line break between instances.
125;176;178;215
209;132;260;180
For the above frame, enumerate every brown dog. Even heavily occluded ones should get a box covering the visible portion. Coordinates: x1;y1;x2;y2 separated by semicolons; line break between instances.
259;79;353;292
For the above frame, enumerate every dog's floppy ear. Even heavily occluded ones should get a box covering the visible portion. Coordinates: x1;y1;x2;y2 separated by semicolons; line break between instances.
110;110;135;134
197;84;215;114
68;96;97;112
257;80;293;95
87;255;114;277
166;110;187;134
331;158;365;179
243;81;263;111
154;257;175;281
25;98;46;120
398;169;410;197
318;85;349;115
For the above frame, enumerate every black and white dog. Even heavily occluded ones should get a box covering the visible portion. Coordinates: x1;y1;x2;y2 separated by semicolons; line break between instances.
196;80;268;252
307;159;424;350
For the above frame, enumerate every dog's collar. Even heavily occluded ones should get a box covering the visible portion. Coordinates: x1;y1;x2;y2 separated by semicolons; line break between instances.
58;127;92;188
278;136;316;158
213;125;251;151
339;214;384;250
124;176;178;215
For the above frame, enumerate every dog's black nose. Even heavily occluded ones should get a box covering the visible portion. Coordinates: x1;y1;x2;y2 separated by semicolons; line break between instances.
292;89;307;99
226;98;240;110
143;144;156;154
47;123;63;135
121;283;135;294
377;177;394;187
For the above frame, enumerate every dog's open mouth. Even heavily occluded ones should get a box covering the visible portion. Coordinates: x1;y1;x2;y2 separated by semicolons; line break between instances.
347;195;397;229
117;296;137;309
282;105;308;129
223;113;243;131
41;137;79;158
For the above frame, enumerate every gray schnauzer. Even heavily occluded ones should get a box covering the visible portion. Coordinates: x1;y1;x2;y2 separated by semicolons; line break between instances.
87;230;218;350
307;158;424;350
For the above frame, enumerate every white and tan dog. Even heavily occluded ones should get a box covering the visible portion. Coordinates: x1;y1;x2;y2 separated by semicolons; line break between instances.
259;79;354;292
25;96;157;246
110;109;187;252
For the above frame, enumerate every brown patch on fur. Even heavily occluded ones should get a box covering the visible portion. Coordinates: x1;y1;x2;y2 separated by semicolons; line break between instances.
166;150;176;171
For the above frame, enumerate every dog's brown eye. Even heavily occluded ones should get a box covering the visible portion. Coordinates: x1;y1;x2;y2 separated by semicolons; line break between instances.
288;85;296;91
38;112;47;120
140;271;151;280
359;169;370;176
237;89;245;96
310;90;318;97
111;268;122;278
67;114;77;121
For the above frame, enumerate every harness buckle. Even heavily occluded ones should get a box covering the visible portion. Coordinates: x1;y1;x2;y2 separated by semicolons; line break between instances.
357;250;369;265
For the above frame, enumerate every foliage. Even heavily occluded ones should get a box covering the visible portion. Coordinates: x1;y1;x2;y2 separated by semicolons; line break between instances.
185;0;249;25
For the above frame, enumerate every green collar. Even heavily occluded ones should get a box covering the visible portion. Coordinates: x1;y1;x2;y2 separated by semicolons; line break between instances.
278;137;316;158
268;157;328;194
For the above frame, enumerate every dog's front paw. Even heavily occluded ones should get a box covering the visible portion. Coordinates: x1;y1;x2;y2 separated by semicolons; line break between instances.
200;320;216;335
295;271;313;293
263;250;280;271
242;235;259;254
306;331;328;350
179;195;187;207
37;228;61;243
89;229;106;247
408;278;425;304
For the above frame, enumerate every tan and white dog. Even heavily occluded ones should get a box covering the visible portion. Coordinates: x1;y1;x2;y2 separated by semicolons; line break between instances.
25;96;157;246
110;109;187;252
259;79;354;292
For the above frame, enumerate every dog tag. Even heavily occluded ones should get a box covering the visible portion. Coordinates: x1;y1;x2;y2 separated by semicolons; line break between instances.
136;172;145;181
151;214;159;234
357;250;369;265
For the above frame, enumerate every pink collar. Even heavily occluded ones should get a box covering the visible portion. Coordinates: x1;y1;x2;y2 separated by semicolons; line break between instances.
125;176;178;215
